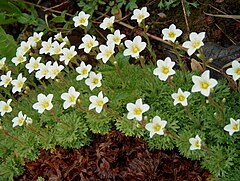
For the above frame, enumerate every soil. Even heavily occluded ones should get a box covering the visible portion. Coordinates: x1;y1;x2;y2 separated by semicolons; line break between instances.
8;0;240;180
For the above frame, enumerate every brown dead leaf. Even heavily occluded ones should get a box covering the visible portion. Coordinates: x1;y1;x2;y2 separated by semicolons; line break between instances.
191;58;204;72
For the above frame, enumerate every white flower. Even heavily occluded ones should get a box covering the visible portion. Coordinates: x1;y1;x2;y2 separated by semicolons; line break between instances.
73;11;90;27
25;117;33;125
89;91;109;113
49;41;66;56
54;32;69;44
76;61;92;81
123;36;146;59
189;135;202;150
85;72;102;90
126;98;150;121
49;61;64;79
61;86;80;109
0;70;12;87
224;118;240;136
12;111;27;127
35;61;52;80
11;73;27;93
0;99;12;116
32;93;53;113
16;41;31;56
226;60;240;81
59;46;77;65
191;70;218;97
78;34;99;53
153;57;176;81
28;32;43;47
39;37;52;54
0;57;6;70
96;43;115;63
145;116;167;138
99;16;115;30
26;57;42;73
182;32;205;56
131;7;150;24
171;88;190;106
106;29;126;45
11;53;27;66
162;24;182;43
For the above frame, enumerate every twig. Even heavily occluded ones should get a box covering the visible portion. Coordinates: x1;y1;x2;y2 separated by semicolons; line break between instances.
43;1;69;11
181;0;190;33
215;23;236;45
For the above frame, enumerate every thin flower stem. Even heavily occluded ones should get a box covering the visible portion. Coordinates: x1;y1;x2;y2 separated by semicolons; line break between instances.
104;106;122;119
26;124;45;138
1;127;24;145
172;43;185;71
165;130;179;139
110;56;125;86
208;95;225;124
50;109;69;127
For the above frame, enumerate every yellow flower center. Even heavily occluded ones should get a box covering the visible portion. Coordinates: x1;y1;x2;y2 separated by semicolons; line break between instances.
201;81;209;89
235;68;240;75
192;40;201;49
168;31;176;38
43;69;49;76
178;95;185;101
138;14;145;20
104;50;113;58
132;46;139;53
194;140;200;148
3;105;9;112
67;53;73;60
133;107;142;115
92;77;99;85
96;99;104;107
113;37;120;43
19;56;25;63
5;77;11;85
17;81;24;89
69;95;75;103
162;66;169;74
107;22;112;29
33;62;39;69
87;41;93;49
153;123;161;132
18;117;25;125
232;123;239;131
42;100;49;109
80;18;86;24
53;69;60;76
81;68;88;75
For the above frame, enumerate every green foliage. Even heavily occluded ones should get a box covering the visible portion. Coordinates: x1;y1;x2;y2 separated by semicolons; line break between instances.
0;27;17;60
158;0;198;16
54;112;92;149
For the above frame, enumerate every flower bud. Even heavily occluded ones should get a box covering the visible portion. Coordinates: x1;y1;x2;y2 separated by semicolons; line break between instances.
222;98;226;104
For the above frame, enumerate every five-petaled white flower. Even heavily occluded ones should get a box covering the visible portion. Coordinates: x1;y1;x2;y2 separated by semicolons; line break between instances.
106;29;126;45
0;70;12;87
226;60;240;81
11;73;27;94
89;91;109;113
100;16;115;30
126;98;150;121
39;37;53;54
153;57;176;81
171;88;190;106
73;11;90;27
16;41;31;56
182;32;205;56
131;7;150;24
189;135;202;150
60;46;77;65
76;61;92;81
123;36;146;59
145;116;167;138
11;53;27;66
28;32;43;47
26;57;42;73
96;43;115;63
49;61;64;79
191;70;218;97
78;34;99;53
162;24;182;43
49;41;66;56
0;57;6;70
12;111;27;127
224;118;240;136
35;61;52;80
0;99;12;116
85;72;102;90
61;86;80;109
32;93;53;113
